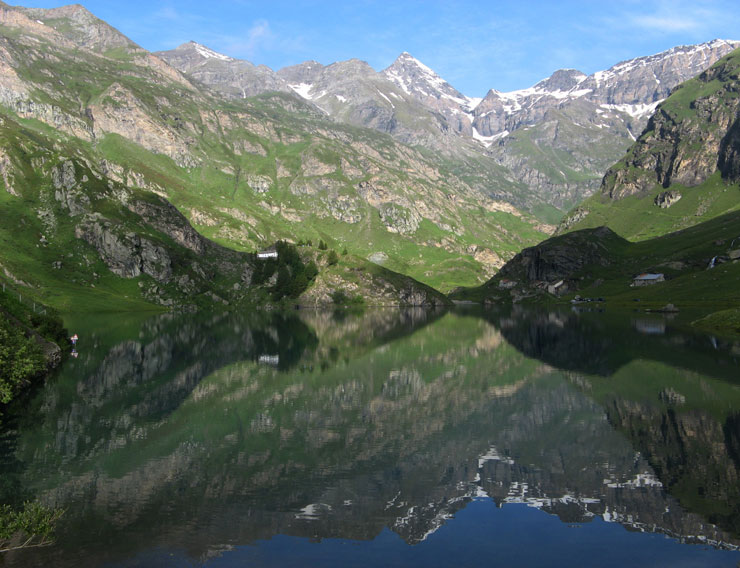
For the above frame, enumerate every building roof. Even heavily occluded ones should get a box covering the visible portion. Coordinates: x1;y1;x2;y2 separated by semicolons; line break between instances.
634;273;664;280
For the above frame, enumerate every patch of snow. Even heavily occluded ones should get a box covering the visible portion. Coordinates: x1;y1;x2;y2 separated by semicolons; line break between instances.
569;88;592;98
193;43;233;62
385;491;402;510
289;83;315;100
36;19;44;25
385;69;411;95
334;94;347;103
466;97;483;110
377;89;394;108
472;127;508;147
442;93;469;105
600;100;663;118
477;445;515;467
604;472;663;489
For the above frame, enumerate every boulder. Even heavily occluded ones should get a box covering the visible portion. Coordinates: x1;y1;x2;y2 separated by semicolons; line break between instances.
654;190;682;208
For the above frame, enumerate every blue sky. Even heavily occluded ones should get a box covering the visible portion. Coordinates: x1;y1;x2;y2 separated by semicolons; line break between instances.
12;0;740;97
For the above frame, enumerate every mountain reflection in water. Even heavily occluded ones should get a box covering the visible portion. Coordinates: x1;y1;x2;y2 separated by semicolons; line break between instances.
1;307;739;567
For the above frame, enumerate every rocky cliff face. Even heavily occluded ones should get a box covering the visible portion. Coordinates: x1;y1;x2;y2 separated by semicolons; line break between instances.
382;52;477;137
601;47;740;200
19;3;141;52
496;226;624;284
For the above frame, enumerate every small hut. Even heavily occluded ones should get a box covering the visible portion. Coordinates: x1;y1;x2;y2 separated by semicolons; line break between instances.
631;273;664;287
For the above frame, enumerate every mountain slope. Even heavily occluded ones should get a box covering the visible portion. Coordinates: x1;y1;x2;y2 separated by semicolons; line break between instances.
476;40;740;214
0;1;548;307
157;38;739;221
383;51;479;136
561;46;740;240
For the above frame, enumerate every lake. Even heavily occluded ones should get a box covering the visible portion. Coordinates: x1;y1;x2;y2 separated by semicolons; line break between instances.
1;306;739;567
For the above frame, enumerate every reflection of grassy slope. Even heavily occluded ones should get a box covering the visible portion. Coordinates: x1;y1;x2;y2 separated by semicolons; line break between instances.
693;308;740;337
18;313;537;486
581;360;740;423
487;306;740;383
121;315;533;477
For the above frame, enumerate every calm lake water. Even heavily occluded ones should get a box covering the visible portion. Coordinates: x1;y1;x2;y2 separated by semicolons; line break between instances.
2;306;740;567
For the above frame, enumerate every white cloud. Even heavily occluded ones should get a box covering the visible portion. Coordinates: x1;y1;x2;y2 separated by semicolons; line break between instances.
220;20;274;59
632;14;706;32
625;0;728;34
152;5;179;21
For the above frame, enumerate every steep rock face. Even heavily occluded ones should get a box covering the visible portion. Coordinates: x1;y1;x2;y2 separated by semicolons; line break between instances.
278;57;452;147
601;47;740;200
75;218;173;281
89;82;196;167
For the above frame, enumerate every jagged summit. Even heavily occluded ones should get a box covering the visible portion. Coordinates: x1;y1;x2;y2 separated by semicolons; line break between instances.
533;69;587;92
384;51;469;104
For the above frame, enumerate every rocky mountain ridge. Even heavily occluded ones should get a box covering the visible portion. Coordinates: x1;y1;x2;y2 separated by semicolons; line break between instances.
157;37;739;217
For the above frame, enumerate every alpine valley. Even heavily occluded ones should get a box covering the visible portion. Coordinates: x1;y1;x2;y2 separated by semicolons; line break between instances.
3;3;740;566
0;0;739;316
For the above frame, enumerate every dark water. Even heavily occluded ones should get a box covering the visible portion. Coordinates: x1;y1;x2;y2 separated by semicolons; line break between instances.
2;306;740;567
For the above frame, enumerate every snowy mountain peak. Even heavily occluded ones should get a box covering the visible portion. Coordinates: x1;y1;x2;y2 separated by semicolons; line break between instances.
393;51;438;76
188;41;233;62
383;52;475;111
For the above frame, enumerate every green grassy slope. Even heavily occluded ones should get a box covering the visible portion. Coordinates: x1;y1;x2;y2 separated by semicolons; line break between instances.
453;211;740;317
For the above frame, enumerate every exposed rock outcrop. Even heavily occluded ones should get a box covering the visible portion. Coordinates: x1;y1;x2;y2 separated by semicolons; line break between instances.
75;217;173;281
654;190;682;208
602;48;740;200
